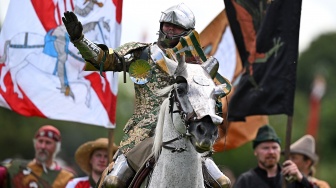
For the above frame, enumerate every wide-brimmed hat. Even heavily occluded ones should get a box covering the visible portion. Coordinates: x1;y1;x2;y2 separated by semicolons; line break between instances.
75;138;118;174
253;125;281;149
290;134;319;164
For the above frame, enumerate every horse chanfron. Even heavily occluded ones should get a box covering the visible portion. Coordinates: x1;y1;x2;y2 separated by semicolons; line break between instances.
172;74;220;153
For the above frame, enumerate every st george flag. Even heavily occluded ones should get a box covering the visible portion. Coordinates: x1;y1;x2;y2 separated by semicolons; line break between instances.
200;10;268;151
0;0;122;128
224;0;302;121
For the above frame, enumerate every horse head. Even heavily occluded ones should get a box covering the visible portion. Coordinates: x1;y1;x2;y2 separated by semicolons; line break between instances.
169;55;228;153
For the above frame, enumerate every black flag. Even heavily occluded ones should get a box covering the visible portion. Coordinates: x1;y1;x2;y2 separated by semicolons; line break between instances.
225;0;302;121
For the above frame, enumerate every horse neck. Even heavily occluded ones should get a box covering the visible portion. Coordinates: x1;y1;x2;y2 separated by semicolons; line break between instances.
159;98;199;157
149;114;204;187
153;97;193;158
149;92;205;188
162;106;184;141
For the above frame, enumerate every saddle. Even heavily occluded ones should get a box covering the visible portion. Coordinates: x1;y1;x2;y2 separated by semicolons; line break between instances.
125;137;222;188
98;136;222;188
128;155;155;188
128;156;221;188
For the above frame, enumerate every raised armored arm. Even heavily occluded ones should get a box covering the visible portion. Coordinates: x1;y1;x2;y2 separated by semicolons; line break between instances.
62;11;122;72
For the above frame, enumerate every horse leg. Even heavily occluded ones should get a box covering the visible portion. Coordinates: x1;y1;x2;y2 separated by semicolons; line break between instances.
0;66;9;92
0;41;10;92
11;58;32;99
53;27;75;99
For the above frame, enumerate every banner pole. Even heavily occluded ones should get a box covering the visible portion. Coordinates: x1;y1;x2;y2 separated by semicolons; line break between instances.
107;128;115;163
282;116;293;188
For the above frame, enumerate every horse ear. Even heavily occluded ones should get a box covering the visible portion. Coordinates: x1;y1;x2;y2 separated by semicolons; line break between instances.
201;56;219;79
174;54;187;77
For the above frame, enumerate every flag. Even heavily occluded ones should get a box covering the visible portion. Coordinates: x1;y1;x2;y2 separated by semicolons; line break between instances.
224;0;302;121
200;10;240;82
200;10;268;151
306;75;326;138
0;0;122;128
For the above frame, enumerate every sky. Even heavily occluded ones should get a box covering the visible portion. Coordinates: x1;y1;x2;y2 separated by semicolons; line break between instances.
1;0;336;53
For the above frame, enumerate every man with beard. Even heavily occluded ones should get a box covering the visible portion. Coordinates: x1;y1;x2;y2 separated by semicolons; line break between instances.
289;135;330;188
0;125;74;187
66;138;118;188
233;125;314;188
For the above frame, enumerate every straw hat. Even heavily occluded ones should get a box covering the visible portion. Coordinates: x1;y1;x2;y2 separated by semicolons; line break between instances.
290;135;319;164
75;138;118;174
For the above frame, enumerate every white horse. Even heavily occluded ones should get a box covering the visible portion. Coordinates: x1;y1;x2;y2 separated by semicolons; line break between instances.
141;51;227;188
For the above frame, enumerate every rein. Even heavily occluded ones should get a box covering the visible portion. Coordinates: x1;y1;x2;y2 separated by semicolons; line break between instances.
162;134;188;153
169;87;197;126
161;88;196;153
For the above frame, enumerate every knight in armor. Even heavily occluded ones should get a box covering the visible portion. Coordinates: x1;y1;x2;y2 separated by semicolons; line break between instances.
62;3;231;188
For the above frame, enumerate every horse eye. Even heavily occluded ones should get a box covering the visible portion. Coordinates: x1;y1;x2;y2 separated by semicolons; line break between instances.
197;125;205;135
176;87;185;95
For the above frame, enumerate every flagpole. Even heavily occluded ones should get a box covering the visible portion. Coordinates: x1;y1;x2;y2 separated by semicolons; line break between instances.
282;116;293;188
107;128;115;163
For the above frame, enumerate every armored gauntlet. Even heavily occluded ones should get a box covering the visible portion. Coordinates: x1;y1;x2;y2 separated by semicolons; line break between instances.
62;11;83;41
62;11;121;73
62;11;103;65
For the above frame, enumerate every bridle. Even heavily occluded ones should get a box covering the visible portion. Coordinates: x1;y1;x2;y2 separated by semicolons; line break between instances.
169;87;198;128
161;85;199;153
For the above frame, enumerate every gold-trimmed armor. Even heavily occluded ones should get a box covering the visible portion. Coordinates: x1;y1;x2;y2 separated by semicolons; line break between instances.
73;38;174;154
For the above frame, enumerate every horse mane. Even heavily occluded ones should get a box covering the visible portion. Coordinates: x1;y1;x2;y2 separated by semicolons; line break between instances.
152;85;174;159
155;84;173;97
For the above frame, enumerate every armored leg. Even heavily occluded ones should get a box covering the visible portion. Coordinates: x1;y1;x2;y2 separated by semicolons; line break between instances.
102;154;135;188
203;157;231;188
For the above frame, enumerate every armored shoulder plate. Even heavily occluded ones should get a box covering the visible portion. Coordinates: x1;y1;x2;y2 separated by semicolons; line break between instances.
114;42;151;57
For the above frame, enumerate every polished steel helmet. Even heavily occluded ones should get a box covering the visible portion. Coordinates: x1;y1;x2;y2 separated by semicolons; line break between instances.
158;3;195;48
